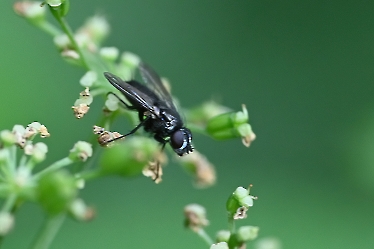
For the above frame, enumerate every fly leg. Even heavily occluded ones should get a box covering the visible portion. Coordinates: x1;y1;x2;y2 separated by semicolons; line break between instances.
105;115;151;144
150;135;168;182
107;92;137;110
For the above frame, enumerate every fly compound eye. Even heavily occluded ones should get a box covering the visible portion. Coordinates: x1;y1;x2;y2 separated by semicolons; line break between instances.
170;128;193;156
170;130;187;154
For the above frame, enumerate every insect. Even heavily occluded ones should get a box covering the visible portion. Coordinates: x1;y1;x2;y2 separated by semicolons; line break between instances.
103;62;194;156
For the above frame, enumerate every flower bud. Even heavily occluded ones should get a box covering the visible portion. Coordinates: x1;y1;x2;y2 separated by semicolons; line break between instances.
69;198;95;221
100;47;119;62
206;104;256;147
226;185;257;219
99;136;158;177
30;142;48;164
12;125;26;148
61;50;81;66
69;141;92;162
37;170;77;214
210;242;229;249
0;130;17;147
184;203;209;232
77;15;109;45
104;93;120;112
13;1;46;25
237;226;259;242
0;212;14;236
121;52;140;69
255;237;282;249
216;230;231;243
54;34;70;50
24;122;50;139
80;71;97;87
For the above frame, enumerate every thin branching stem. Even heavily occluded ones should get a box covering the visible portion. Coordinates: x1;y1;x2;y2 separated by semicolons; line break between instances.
33;157;73;180
31;213;66;249
197;228;214;246
49;6;89;69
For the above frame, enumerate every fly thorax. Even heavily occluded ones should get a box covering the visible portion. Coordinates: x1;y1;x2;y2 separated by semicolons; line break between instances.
161;111;177;131
153;106;161;117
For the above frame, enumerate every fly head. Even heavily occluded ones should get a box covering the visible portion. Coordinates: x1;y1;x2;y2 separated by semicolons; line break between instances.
170;128;193;156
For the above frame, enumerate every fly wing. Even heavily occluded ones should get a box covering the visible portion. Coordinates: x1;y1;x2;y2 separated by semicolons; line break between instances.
104;72;156;113
139;62;177;110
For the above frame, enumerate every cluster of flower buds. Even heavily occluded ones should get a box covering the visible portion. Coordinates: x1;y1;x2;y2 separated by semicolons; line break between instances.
215;225;259;248
206;104;256;147
0;121;95;234
0;122;49;149
213;186;259;248
226;185;257;220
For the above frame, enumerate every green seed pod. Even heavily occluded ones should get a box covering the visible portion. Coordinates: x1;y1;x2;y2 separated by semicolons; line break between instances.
206;104;255;146
37;170;77;214
99;137;158;177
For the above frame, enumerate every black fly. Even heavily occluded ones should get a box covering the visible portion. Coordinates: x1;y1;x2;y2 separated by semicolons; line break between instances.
103;62;194;156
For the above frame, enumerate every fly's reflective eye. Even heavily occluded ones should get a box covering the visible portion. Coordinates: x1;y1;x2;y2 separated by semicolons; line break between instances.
170;130;185;151
170;128;193;156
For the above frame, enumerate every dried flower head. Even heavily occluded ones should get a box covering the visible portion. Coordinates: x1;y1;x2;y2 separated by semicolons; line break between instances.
184;203;209;232
72;103;90;119
179;151;216;188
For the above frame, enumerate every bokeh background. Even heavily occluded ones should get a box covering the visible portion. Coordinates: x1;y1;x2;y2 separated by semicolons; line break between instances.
1;0;374;248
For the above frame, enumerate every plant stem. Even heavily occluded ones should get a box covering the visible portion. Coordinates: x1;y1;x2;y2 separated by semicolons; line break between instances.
33;157;73;180
197;228;213;245
49;6;89;69
78;169;103;181
186;123;207;135
31;213;66;249
1;194;17;213
8;146;16;174
228;217;235;234
37;21;61;37
0;194;17;247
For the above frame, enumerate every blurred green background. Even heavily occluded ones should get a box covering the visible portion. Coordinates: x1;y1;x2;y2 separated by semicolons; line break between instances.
1;0;374;248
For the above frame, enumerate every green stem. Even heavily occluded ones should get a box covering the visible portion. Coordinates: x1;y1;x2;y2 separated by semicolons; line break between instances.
37;21;61;37
49;6;89;69
78;169;103;181
1;194;17;213
228;217;235;234
0;194;18;247
196;228;213;245
8;146;16;174
31;213;66;249
186;123;207;135
33;157;73;180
